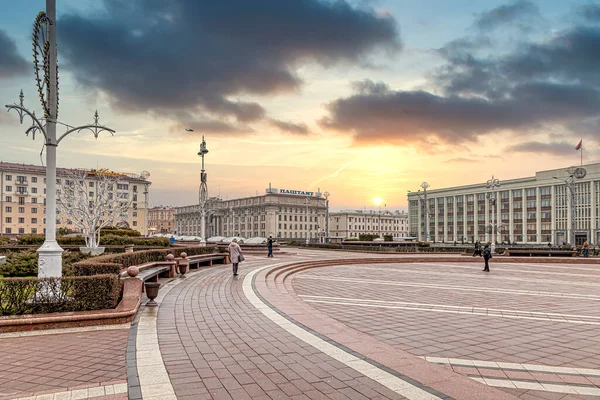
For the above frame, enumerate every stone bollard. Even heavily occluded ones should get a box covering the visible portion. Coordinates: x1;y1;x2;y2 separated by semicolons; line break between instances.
179;252;189;278
166;253;177;278
125;245;134;253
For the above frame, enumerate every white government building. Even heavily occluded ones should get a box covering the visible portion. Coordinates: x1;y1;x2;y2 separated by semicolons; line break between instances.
407;163;600;245
329;209;409;239
175;187;328;240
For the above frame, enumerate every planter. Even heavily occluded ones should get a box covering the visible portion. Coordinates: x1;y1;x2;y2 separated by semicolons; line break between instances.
144;282;161;307
79;247;106;256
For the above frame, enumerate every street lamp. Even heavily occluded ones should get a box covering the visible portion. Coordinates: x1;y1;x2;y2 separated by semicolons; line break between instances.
5;0;115;281
553;167;585;247
409;182;430;241
485;175;500;253
324;191;330;243
196;135;209;243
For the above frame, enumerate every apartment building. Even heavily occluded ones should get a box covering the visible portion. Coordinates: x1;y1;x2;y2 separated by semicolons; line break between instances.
148;206;175;234
329;209;409;239
0;162;151;236
407;163;600;245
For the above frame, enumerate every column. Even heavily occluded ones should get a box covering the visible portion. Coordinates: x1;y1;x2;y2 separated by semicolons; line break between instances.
473;196;478;240
550;185;556;244
443;197;448;242
536;187;541;243
591;181;596;243
496;193;501;242
453;197;458;242
417;199;423;241
485;195;490;243
463;198;468;242
509;189;514;243
434;198;439;242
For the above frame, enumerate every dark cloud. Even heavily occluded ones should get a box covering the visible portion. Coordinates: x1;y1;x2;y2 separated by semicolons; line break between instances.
473;0;540;32
578;4;600;21
505;141;577;156
321;6;600;147
268;119;310;135
0;30;28;79
57;0;400;125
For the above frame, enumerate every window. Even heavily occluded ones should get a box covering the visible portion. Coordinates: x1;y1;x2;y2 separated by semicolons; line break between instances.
32;208;37;214
133;212;137;217
5;196;11;203
5;217;11;223
5;175;11;181
31;228;37;234
31;177;37;183
5;207;11;213
32;198;37;204
18;218;24;223
56;179;61;184
540;187;551;196
5;228;11;234
6;186;12;192
18;197;25;205
18;207;25;213
133;203;137;210
477;194;485;201
526;188;536;197
32;187;37;194
18;228;24;234
133;221;137;226
32;218;37;223
513;190;522;198
89;191;94;197
88;181;94;187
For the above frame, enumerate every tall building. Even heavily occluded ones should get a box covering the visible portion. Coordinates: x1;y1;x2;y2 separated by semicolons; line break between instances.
0;162;151;236
148;206;175;234
407;163;600;245
329;209;409;239
175;187;327;240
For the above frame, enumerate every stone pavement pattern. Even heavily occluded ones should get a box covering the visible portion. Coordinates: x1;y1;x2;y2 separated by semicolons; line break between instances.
293;258;600;399
155;260;418;400
0;327;128;399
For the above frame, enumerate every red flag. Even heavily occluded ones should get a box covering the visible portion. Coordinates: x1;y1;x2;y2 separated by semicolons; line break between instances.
575;139;582;150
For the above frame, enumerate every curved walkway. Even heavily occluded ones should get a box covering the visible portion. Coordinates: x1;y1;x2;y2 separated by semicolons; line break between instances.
131;250;600;399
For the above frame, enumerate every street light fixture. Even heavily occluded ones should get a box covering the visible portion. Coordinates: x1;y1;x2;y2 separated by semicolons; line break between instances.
197;136;209;243
485;176;500;254
5;0;116;281
553;167;586;247
324;191;330;243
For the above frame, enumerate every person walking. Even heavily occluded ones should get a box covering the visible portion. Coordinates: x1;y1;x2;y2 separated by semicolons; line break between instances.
482;244;492;272
473;240;481;257
228;238;244;276
267;236;274;257
583;241;590;258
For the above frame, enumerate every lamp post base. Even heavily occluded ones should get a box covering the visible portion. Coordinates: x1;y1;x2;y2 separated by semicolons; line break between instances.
37;240;64;279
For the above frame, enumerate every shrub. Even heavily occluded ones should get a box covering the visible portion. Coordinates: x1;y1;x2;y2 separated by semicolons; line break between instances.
0;274;120;315
100;235;133;246
417;241;431;247
383;235;393;242
17;234;45;245
57;236;86;246
0;250;38;277
132;237;170;247
100;227;141;237
74;262;121;276
0;237;11;245
73;245;220;272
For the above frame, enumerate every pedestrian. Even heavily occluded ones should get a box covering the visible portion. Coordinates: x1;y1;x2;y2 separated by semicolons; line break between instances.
482;244;492;272
583;241;590;258
267;236;273;258
228;238;244;276
472;240;481;257
547;242;552;249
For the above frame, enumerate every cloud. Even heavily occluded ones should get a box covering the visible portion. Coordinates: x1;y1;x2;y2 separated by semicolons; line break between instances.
169;118;253;135
268;119;310;135
446;157;479;164
320;6;600;148
578;5;600;22
57;0;400;126
0;30;28;79
473;0;540;32
505;141;577;156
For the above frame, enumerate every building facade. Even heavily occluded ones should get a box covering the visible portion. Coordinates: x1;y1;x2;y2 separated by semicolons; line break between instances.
0;162;151;236
407;163;600;245
175;187;327;240
148;206;175;234
329;209;409;239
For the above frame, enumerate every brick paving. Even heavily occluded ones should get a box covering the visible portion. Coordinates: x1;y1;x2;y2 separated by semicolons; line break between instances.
0;328;128;399
156;260;419;400
291;258;600;399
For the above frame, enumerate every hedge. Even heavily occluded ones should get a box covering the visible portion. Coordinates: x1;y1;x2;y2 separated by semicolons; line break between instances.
17;234;170;247
0;250;92;277
73;246;222;274
74;262;121;276
0;237;11;245
0;274;120;315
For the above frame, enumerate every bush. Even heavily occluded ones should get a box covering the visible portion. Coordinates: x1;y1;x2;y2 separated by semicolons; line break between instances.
100;227;141;237
0;237;11;245
133;237;170;247
417;241;431;247
0;250;38;277
74;262;121;276
17;234;45;245
383;235;393;242
73;245;221;272
101;235;132;245
0;274;120;315
57;236;86;246
359;234;380;241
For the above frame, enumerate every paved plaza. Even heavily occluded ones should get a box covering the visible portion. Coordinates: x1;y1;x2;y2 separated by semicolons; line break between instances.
3;249;600;399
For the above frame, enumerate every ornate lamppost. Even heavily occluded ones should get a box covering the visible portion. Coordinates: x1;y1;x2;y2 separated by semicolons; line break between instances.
198;136;209;243
324;191;330;243
5;0;115;280
486;175;500;253
554;166;586;247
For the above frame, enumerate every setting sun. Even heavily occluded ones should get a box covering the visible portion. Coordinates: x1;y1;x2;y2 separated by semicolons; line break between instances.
373;197;383;206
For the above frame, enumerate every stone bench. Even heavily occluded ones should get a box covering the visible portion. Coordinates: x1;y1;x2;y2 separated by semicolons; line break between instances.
187;254;227;269
507;250;575;257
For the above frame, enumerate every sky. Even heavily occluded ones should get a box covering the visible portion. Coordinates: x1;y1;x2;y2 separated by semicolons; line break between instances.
1;0;599;211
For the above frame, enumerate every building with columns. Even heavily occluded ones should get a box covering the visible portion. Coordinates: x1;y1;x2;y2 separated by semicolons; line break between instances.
407;163;600;245
329;209;409;239
175;187;327;240
148;206;175;234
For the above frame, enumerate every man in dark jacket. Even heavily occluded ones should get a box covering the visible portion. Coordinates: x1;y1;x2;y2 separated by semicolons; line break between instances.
267;236;273;257
473;240;481;257
483;244;492;272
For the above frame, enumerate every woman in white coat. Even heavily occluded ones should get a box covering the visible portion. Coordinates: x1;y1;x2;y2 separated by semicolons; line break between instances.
228;239;243;276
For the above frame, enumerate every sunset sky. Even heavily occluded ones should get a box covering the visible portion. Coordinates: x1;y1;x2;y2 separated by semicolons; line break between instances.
1;0;599;211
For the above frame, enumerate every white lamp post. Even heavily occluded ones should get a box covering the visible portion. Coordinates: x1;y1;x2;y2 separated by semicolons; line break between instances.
5;0;115;280
486;176;500;254
324;191;330;243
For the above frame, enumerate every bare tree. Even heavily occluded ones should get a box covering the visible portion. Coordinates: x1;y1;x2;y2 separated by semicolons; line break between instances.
57;171;132;248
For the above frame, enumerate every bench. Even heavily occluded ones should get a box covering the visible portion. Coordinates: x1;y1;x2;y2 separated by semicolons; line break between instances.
187;254;226;270
507;250;575;257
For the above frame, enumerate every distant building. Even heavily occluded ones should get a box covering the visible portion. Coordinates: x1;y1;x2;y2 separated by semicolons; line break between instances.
175;186;327;240
329;209;409;239
407;163;600;245
148;206;175;234
0;162;151;236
